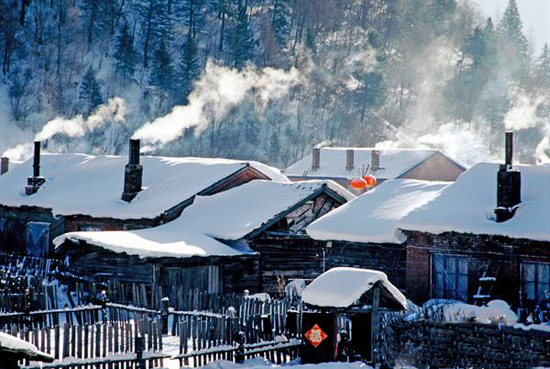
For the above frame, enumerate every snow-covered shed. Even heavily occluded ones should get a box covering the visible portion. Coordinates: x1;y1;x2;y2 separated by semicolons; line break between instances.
302;267;407;310
399;162;550;307
285;147;465;191
306;180;448;290
0;148;286;257
54;180;354;305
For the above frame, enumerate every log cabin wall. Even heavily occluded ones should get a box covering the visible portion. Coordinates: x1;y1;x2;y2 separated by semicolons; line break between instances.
325;241;407;290
251;235;325;296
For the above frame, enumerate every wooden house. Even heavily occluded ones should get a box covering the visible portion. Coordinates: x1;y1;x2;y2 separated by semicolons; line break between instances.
399;160;550;308
0;140;286;257
54;180;354;306
306;179;448;291
285;147;465;191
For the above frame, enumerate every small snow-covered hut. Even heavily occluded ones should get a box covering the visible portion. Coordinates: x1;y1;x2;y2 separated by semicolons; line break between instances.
300;267;406;365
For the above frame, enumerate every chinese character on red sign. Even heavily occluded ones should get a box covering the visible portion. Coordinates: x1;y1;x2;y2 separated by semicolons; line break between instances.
304;324;328;348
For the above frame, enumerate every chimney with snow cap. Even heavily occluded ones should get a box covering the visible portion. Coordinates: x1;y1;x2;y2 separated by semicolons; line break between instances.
346;149;354;171
122;139;143;202
495;131;521;223
0;157;8;175
371;150;380;170
25;142;46;195
311;148;320;171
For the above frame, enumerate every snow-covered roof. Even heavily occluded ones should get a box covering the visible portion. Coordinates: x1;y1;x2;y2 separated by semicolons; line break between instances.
0;332;54;361
175;179;355;240
55;226;247;259
54;180;353;258
400;163;550;242
307;180;448;244
285;147;453;180
0;153;288;219
302;267;407;310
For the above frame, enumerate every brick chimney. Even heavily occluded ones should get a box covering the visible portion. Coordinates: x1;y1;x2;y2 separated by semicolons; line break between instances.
311;148;320;171
495;131;521;223
25;141;46;195
0;157;8;175
346;149;354;171
371;150;380;170
121;139;143;202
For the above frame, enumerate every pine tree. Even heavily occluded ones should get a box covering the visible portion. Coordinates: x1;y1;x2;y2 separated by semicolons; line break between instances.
177;0;206;39
429;0;457;35
80;67;103;116
114;21;137;88
232;0;254;69
497;0;528;83
138;0;171;68
150;39;174;92
175;34;201;104
272;0;291;46
535;44;550;89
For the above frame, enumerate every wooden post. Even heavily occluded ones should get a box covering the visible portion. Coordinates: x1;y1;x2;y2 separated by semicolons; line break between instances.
370;283;380;365
161;297;169;335
135;333;145;369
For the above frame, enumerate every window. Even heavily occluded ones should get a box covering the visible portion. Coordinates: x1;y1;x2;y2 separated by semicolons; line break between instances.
26;222;50;257
522;262;550;303
79;225;102;232
432;254;468;301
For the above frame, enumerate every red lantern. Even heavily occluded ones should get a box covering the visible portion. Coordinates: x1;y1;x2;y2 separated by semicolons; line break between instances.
363;174;377;187
350;177;367;190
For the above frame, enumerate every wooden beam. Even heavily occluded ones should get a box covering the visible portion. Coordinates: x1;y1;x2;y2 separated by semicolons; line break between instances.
370;283;380;364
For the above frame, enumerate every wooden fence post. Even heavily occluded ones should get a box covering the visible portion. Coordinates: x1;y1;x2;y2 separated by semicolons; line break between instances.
135;333;145;369
161;297;169;335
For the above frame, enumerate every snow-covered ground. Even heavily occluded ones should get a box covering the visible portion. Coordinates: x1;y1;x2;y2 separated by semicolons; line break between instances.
200;357;371;369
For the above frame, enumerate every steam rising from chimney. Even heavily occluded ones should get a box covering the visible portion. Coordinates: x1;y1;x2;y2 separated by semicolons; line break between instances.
133;61;304;151
2;98;127;162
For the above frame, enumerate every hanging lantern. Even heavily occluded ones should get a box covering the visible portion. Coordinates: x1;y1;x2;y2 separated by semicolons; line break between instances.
350;177;367;190
363;174;377;187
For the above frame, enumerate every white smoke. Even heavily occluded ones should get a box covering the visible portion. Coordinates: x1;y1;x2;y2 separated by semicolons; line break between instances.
133;61;304;150
35;97;126;141
2;143;34;162
374;122;494;167
535;137;550;164
503;93;543;131
2;98;127;162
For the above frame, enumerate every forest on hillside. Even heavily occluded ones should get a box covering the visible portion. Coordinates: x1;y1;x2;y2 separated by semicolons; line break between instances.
0;0;549;166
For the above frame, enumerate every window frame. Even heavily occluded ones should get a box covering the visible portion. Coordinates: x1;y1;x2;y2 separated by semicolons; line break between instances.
432;254;468;301
521;261;550;303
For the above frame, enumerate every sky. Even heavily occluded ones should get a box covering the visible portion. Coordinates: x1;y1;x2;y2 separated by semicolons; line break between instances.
470;0;550;53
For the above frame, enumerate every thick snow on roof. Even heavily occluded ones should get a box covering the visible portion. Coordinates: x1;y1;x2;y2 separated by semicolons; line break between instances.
302;267;407;310
0;153;287;219
177;180;355;240
285;148;444;180
0;332;54;361
400;163;550;241
55;227;245;259
307;180;448;244
55;180;353;258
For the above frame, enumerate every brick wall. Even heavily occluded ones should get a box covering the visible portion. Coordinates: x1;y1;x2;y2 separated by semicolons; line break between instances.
404;230;550;306
394;320;550;369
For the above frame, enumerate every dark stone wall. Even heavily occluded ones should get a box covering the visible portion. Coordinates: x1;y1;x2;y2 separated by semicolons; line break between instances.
404;230;550;306
394;320;550;369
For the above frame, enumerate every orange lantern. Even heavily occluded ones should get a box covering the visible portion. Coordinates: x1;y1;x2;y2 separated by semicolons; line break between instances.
350;177;367;190
363;174;377;187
